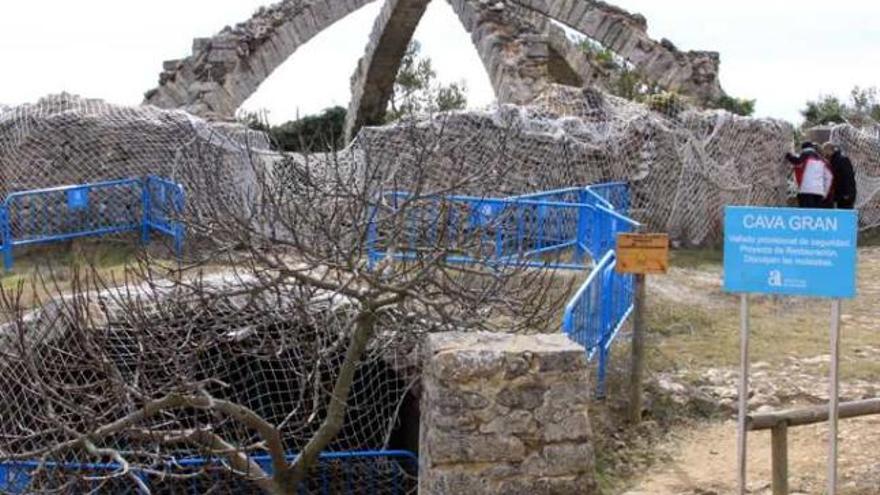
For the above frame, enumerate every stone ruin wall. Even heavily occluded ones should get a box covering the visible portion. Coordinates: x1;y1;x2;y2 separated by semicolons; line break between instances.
354;85;794;245
0;87;796;246
419;332;597;494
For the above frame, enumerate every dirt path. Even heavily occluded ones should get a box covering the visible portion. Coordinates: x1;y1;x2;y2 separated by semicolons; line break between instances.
619;247;880;494
624;416;880;495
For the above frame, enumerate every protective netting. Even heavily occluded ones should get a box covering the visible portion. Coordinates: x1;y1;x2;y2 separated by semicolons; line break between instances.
830;124;880;228
0;86;837;493
0;93;269;232
355;85;794;245
0;275;422;493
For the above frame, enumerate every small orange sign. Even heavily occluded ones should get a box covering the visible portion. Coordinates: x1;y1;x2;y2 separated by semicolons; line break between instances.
616;233;669;274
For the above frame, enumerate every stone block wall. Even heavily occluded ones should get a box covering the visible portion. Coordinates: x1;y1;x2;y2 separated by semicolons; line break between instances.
419;332;597;494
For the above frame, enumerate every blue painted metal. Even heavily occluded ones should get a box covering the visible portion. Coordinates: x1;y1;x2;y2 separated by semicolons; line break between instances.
368;191;596;271
368;183;641;396
562;183;638;397
0;450;418;494
144;175;186;256
0;176;185;270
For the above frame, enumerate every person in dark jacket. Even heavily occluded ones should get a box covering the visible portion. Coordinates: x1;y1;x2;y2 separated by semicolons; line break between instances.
822;142;857;209
785;142;834;208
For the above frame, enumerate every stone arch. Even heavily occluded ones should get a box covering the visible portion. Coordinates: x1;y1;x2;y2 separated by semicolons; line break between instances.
144;0;379;118
516;0;724;103
345;0;560;140
344;0;433;142
144;0;725;126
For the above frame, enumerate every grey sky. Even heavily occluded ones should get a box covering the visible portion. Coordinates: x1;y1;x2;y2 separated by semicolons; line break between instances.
1;1;878;124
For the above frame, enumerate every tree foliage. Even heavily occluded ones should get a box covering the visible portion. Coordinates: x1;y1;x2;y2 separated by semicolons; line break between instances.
710;95;756;117
386;41;468;121
238;41;466;152
239;107;346;153
801;86;880;128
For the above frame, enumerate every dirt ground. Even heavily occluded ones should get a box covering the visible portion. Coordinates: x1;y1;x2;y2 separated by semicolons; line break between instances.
624;416;880;495
615;247;880;494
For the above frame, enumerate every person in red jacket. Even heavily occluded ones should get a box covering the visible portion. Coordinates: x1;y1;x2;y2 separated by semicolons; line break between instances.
785;142;834;208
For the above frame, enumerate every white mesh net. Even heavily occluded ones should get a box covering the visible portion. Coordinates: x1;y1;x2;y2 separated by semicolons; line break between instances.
830;124;880;228
355;85;794;245
0;85;869;493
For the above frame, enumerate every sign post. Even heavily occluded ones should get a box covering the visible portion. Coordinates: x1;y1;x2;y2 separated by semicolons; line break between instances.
829;299;842;492
723;206;858;495
616;233;669;425
737;293;750;495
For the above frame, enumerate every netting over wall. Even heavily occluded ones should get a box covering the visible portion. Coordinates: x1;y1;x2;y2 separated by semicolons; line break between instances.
830;124;880;229
0;87;805;492
355;85;794;245
0;275;423;492
2;88;796;246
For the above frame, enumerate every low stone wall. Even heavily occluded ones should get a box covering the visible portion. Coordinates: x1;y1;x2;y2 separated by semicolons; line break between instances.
419;332;597;494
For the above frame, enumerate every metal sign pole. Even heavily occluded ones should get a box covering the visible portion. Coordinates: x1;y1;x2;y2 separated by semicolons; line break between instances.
828;299;842;495
737;293;750;495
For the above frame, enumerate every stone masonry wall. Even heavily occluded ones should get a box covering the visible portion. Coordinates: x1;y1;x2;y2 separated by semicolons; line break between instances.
419;332;597;494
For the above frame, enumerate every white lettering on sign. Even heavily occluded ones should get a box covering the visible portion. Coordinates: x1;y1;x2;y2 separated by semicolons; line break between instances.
742;214;838;232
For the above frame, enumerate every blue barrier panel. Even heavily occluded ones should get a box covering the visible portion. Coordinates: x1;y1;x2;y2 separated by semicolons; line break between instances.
144;175;186;256
0;450;417;494
0;176;185;270
368;191;595;271
368;182;641;397
585;181;630;215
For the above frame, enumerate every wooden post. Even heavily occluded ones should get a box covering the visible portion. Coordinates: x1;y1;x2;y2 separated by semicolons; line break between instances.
771;422;789;495
749;399;880;430
628;273;647;424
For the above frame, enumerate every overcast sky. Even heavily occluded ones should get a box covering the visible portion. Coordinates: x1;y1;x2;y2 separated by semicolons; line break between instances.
1;1;878;124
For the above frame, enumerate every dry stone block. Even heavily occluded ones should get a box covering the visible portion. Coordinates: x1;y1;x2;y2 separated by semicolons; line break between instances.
420;331;598;494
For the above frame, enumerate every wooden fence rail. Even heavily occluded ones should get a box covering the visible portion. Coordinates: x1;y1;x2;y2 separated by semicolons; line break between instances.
747;398;880;495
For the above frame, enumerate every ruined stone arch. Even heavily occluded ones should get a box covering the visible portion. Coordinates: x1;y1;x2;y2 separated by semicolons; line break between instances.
145;0;725;140
343;0;557;141
144;0;380;118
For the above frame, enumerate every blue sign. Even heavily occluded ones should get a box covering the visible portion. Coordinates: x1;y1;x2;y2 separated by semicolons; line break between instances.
724;206;858;299
67;187;89;210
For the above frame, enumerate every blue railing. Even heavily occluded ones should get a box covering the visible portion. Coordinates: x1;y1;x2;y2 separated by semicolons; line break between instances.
367;188;610;271
144;175;186;256
584;181;630;214
0;450;417;494
0;176;185;270
368;183;641;396
562;183;639;397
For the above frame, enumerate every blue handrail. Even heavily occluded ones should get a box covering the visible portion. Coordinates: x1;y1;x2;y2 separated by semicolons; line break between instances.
0;450;418;494
0;176;185;270
368;182;641;396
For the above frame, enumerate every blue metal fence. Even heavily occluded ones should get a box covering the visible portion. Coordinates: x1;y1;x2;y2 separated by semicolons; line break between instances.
0;450;417;494
0;176;185;270
561;183;639;397
368;183;641;397
367;188;607;271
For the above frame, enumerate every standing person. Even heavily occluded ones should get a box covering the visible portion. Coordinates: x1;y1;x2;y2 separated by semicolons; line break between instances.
785;142;834;208
822;142;858;209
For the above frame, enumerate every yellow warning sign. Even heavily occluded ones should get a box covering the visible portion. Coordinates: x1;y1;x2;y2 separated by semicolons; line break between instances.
616;233;669;274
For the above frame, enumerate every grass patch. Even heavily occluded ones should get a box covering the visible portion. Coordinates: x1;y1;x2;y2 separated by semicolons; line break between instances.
860;228;880;247
669;248;723;269
0;237;177;310
644;290;880;382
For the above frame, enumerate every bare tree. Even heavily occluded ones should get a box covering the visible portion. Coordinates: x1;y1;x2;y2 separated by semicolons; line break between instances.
0;120;571;494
